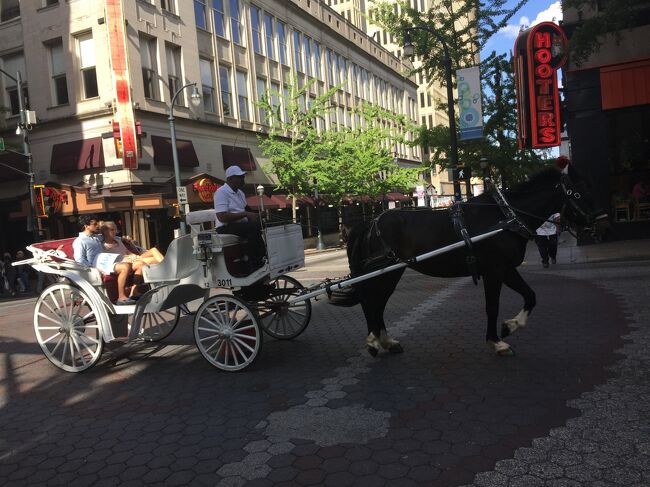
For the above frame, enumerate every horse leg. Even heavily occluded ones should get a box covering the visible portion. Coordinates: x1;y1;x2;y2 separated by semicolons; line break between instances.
501;267;537;338
360;270;404;357
483;269;513;356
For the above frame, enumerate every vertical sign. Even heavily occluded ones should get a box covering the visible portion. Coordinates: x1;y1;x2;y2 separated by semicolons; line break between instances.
514;22;568;149
457;66;483;141
106;0;138;169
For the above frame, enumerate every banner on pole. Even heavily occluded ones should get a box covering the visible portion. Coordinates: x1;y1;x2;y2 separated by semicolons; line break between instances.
457;67;483;141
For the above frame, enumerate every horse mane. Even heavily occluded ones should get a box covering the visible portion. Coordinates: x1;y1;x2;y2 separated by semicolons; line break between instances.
504;167;559;195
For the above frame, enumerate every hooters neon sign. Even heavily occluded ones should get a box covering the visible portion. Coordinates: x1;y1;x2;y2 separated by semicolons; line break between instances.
514;22;568;149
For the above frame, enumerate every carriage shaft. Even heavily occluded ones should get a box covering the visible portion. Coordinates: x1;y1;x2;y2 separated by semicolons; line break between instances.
288;228;503;304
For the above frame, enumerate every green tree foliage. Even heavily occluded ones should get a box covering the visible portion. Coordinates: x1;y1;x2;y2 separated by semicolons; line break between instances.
257;80;419;207
563;0;650;65
372;0;551;187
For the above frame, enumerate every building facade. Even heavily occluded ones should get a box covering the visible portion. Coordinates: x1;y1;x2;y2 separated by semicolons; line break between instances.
562;1;650;239
0;0;419;252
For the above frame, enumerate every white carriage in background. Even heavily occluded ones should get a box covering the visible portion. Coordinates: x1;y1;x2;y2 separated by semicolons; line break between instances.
20;210;311;373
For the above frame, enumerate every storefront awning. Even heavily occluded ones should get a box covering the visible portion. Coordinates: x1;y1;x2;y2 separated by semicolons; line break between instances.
601;59;650;110
51;137;104;174
385;192;411;202
246;194;286;209
222;146;257;171
151;135;199;168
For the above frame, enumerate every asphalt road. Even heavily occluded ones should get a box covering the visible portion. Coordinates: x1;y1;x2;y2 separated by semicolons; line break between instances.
0;251;648;486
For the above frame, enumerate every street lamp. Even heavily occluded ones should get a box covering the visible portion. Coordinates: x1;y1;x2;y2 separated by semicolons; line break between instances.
313;178;326;251
0;68;39;243
169;82;201;235
403;28;462;202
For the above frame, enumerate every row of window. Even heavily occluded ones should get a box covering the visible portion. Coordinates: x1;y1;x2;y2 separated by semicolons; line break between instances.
1;32;98;115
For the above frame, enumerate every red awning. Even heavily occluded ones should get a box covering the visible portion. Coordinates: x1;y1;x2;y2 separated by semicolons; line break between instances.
151;135;199;168
385;192;411;202
246;194;282;209
601;59;650;110
222;146;257;171
51;137;104;174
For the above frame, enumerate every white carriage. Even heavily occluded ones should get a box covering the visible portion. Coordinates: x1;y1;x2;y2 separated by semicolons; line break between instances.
20;210;310;373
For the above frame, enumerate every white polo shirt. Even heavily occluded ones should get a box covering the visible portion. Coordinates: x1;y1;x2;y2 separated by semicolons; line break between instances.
214;183;248;228
536;213;560;236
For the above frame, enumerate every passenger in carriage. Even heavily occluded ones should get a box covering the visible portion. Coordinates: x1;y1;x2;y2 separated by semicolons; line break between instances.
98;221;164;273
214;165;266;271
72;215;140;305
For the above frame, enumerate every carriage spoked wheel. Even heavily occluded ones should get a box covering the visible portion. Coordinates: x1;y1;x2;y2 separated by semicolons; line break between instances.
255;275;312;340
193;295;262;371
33;283;103;372
136;307;181;342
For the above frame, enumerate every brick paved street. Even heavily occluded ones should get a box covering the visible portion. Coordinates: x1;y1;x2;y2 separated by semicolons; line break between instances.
0;248;649;486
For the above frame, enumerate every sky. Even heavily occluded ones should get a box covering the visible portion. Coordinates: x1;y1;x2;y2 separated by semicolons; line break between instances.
481;0;563;58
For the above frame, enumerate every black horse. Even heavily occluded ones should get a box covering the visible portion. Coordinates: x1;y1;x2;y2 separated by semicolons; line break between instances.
338;161;608;357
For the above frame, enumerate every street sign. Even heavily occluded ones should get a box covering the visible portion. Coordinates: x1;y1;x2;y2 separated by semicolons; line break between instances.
0;137;4;151
176;186;188;205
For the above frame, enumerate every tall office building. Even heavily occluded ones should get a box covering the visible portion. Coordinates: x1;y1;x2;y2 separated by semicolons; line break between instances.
0;0;419;250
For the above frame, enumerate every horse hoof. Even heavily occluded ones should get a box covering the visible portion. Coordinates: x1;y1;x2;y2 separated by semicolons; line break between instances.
497;347;515;357
367;346;379;357
388;343;404;354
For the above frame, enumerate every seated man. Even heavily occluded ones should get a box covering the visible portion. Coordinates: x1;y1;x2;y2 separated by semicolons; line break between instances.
72;214;138;305
214;165;266;271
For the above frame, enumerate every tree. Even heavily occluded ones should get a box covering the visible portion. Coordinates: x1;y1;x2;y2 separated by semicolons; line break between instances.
372;0;550;188
257;82;420;240
562;0;650;65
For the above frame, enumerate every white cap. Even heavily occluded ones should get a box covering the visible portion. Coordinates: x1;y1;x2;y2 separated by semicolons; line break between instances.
225;165;247;178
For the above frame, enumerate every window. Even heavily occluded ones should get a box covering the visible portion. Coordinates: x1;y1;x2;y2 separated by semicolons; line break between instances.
139;34;159;100
236;70;248;120
0;0;19;22
312;41;321;80
326;49;334;85
219;65;232;116
211;0;225;36
256;77;266;122
229;0;242;45
166;43;183;105
78;33;98;99
270;81;280;123
264;14;275;60
282;85;289;122
48;39;68;105
194;0;207;29
250;6;262;54
200;58;215;112
277;21;287;65
162;0;176;14
45;0;59;6
419;92;424;107
304;36;312;77
1;52;27;115
293;31;303;72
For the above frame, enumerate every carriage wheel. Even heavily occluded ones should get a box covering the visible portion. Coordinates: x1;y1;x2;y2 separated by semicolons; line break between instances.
194;295;262;371
137;307;181;342
34;283;103;373
257;275;312;340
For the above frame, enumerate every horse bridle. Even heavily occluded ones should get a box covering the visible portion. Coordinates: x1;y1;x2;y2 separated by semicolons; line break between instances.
557;172;608;238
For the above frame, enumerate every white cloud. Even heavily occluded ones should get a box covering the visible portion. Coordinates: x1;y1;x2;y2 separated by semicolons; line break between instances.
497;2;562;39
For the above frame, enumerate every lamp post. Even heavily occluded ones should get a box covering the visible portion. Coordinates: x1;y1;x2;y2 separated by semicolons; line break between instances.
479;157;490;192
169;82;201;235
0;68;39;243
313;178;326;251
403;27;462;202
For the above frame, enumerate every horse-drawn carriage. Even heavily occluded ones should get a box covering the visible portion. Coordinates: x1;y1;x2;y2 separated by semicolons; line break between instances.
20;210;311;373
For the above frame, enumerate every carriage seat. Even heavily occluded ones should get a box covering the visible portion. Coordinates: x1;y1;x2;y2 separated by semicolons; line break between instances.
185;209;243;247
143;234;200;282
30;237;105;287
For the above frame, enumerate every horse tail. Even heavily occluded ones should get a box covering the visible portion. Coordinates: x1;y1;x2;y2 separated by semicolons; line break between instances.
327;221;370;307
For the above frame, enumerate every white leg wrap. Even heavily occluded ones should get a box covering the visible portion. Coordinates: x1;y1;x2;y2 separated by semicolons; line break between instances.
487;340;511;354
379;330;400;350
366;333;381;350
503;309;529;334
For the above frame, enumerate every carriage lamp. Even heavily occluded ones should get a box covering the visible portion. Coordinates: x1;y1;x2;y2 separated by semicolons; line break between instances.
256;185;265;213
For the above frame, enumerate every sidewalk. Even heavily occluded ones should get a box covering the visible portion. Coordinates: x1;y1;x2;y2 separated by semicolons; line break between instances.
527;235;650;266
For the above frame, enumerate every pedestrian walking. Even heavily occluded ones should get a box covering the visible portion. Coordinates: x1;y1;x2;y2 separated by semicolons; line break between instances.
535;213;560;268
14;250;32;293
2;252;17;296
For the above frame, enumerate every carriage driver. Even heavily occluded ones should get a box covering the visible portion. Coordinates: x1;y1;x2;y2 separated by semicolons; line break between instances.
214;166;266;271
72;214;141;305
